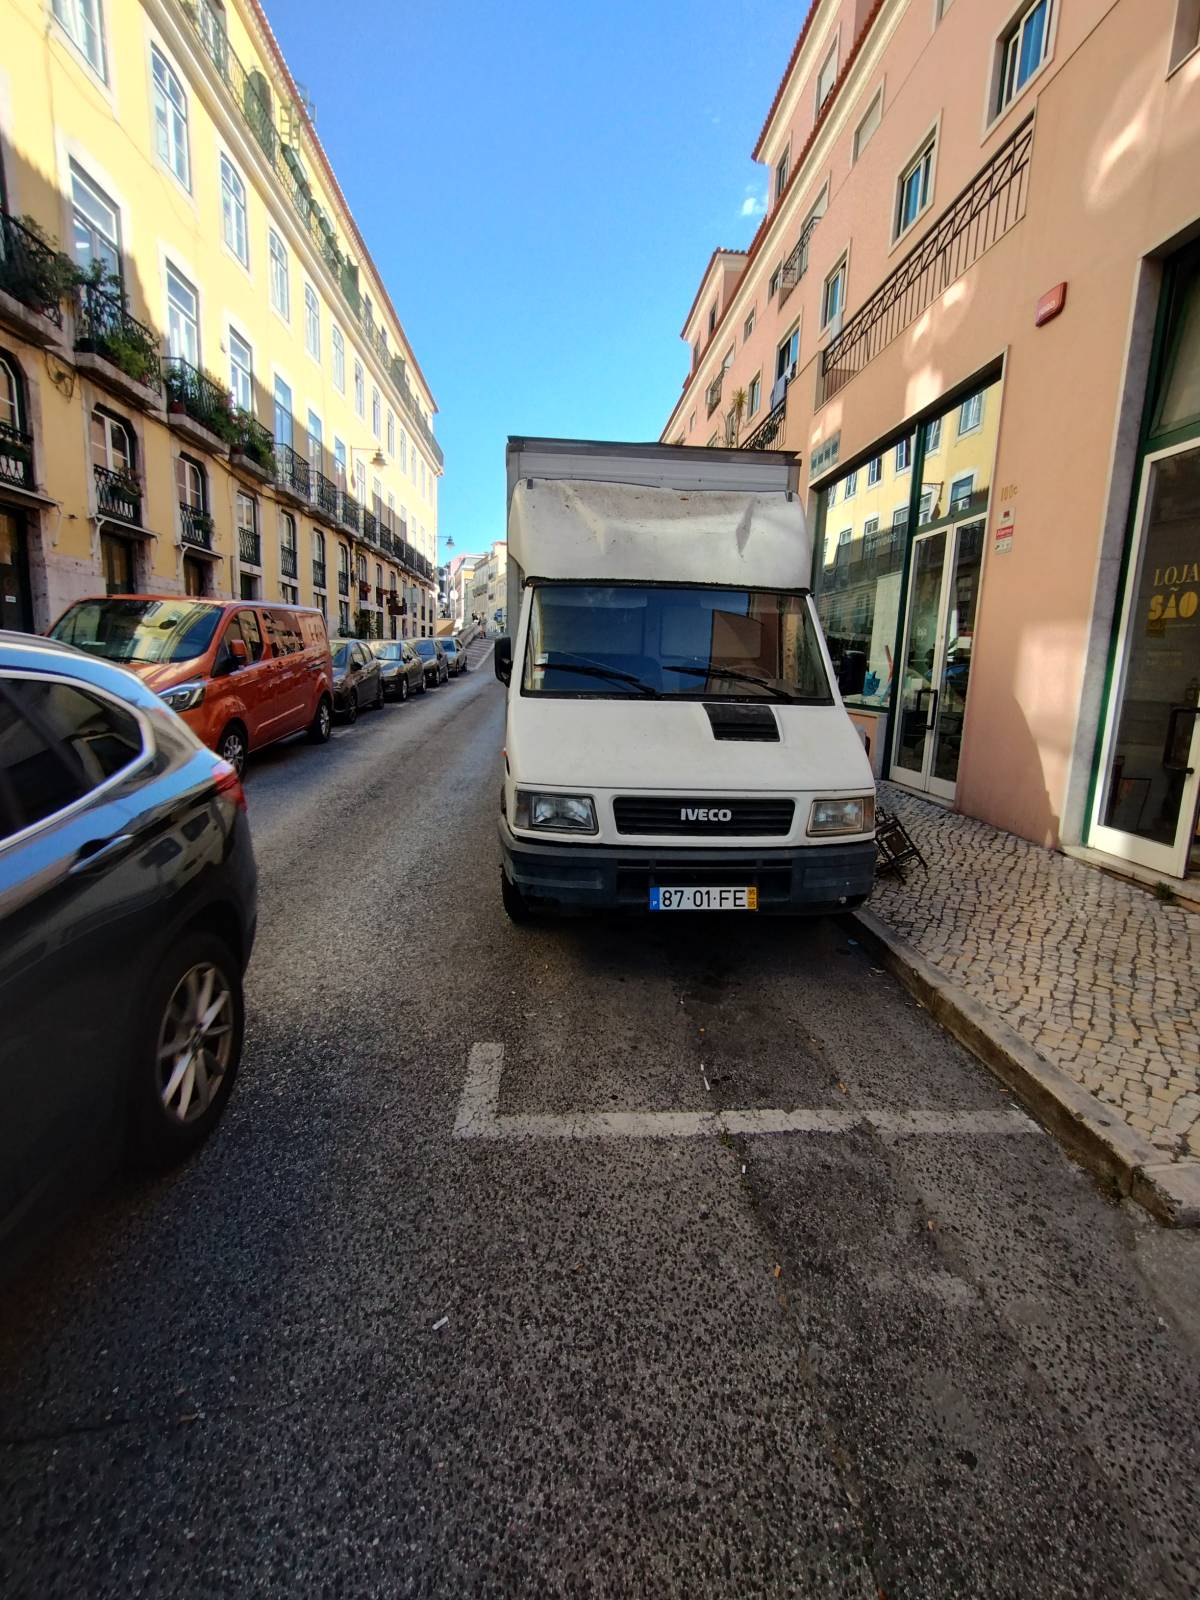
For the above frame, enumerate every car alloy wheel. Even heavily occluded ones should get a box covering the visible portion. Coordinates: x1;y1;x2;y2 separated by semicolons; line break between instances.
218;724;247;778
319;700;332;738
157;962;236;1124
400;677;409;702
346;688;359;725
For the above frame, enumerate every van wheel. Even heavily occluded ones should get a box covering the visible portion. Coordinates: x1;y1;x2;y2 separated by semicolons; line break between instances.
128;932;244;1168
501;869;536;924
344;689;358;725
217;722;247;779
307;695;333;744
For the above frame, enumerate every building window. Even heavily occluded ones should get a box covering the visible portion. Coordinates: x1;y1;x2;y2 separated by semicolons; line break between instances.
774;146;790;202
748;373;761;416
280;510;297;558
768;267;780;300
821;256;847;330
304;285;320;358
70;162;120;280
273;376;292;447
269;230;289;318
828;483;838;507
339;599;350;633
742;310;755;344
775;326;799;384
949;473;975;512
387;410;395;455
334;438;347;487
895;436;912;472
372;386;381;439
399;430;408;473
53;0;107;79
176;453;205;509
896;137;935;238
707;303;717;338
280;583;298;605
925;415;942;453
815;41;838;113
844;470;858;498
958;391;984;434
354;460;367;503
837;527;852;548
332;324;345;391
354;359;365;418
165;263;199;366
867;455;882;486
221;155;248;265
892;505;909;531
150;47;190;188
236;490;258;559
307;409;323;466
0;356;24;436
853;88;882;162
1169;0;1200;71
229;328;253;412
91;407;133;473
995;0;1054;117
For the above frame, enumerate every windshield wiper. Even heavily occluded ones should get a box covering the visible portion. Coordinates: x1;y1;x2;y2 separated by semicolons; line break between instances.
667;665;797;703
544;656;659;697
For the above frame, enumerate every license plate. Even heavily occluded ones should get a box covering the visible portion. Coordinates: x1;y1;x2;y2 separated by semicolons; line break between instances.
649;886;758;912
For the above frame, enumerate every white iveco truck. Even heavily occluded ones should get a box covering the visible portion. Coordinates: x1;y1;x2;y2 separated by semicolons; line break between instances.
494;438;876;919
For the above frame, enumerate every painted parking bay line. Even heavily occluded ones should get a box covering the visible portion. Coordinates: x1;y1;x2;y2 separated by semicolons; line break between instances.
452;1044;1042;1143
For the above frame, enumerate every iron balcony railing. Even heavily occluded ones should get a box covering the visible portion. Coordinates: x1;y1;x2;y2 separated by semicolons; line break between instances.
179;503;214;549
821;114;1034;404
362;508;378;544
340;492;362;534
163;356;234;438
75;283;162;394
313;469;340;521
238;526;262;566
742;398;787;452
705;367;725;418
231;411;275;474
312;558;327;589
337;567;350;596
0;420;33;490
778;213;819;307
95;465;142;523
0;212;67;326
280;542;298;579
275;439;310;500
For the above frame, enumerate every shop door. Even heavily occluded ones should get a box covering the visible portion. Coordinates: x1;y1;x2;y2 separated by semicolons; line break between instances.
1089;441;1200;879
891;516;984;799
0;510;32;631
100;532;134;595
183;555;206;596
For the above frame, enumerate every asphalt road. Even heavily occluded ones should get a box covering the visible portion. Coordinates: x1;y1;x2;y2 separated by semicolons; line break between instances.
3;643;1200;1599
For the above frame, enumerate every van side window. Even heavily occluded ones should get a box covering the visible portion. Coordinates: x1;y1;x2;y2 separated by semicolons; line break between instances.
264;610;301;655
236;610;265;661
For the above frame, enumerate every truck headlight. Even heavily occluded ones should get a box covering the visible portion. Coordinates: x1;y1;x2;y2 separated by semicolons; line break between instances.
514;789;598;834
159;681;206;713
808;795;874;836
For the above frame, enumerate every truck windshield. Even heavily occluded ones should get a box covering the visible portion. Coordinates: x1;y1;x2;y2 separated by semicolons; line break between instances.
522;585;833;703
51;598;223;666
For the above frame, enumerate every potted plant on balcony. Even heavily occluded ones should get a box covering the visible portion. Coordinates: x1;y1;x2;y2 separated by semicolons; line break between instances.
231;411;276;474
0;215;79;316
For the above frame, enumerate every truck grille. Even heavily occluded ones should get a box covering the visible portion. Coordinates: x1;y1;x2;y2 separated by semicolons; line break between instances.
613;797;795;837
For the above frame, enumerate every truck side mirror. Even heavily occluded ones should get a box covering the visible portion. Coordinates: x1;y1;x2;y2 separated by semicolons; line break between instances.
494;635;513;685
837;650;867;699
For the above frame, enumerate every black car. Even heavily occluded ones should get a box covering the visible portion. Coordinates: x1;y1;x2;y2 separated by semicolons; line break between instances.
0;632;257;1274
440;638;467;676
410;638;449;686
369;640;427;701
330;638;384;721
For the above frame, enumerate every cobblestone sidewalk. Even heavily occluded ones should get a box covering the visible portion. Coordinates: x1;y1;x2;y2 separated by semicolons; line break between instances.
867;784;1200;1163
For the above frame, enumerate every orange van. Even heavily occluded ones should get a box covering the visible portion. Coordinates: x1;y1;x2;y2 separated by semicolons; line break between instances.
49;595;334;777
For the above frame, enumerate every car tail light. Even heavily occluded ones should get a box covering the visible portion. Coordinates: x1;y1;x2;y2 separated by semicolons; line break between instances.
213;760;247;813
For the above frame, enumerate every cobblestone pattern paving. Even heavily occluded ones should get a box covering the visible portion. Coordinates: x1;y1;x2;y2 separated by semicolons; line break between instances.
868;783;1200;1162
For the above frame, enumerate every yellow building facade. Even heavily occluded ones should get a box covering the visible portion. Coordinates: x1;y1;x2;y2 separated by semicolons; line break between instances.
0;0;442;641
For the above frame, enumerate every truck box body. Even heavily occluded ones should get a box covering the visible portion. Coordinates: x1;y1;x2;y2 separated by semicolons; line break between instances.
497;438;876;916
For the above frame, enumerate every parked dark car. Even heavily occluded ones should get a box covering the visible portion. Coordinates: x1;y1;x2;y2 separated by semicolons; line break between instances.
330;639;384;722
440;638;467;676
0;632;257;1276
410;638;449;686
369;640;426;701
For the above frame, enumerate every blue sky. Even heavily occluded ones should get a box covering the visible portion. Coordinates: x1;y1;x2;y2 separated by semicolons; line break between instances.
268;0;803;563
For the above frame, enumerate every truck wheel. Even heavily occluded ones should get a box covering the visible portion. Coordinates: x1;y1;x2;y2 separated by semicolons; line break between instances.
501;869;536;924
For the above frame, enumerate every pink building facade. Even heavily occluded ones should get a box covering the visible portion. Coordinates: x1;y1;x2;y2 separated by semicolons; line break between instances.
663;0;1200;893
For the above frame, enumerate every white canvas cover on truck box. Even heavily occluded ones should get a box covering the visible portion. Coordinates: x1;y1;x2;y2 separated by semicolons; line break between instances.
508;478;811;591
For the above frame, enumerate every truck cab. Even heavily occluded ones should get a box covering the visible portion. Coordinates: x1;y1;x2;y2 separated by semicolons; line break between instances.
495;438;875;918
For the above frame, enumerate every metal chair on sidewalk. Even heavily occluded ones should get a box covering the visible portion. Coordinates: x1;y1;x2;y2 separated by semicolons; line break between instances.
874;807;926;882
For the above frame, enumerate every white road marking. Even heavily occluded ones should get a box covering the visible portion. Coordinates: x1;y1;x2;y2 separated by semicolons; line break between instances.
452;1045;1041;1143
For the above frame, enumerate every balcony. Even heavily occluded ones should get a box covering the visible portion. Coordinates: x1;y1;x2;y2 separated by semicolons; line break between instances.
94;464;142;525
821;114;1033;405
362;507;378;544
339;492;362;535
75;283;163;412
274;440;311;505
742;398;787;452
280;543;298;579
337;567;350;596
313;469;340;523
179;502;214;549
230;412;275;482
375;585;386;606
778;214;818;307
163;357;236;453
0;420;34;491
0;212;69;345
312;559;327;590
238;526;262;566
705;368;724;419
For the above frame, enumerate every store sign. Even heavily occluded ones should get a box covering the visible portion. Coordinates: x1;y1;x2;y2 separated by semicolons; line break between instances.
994;506;1015;554
810;432;840;480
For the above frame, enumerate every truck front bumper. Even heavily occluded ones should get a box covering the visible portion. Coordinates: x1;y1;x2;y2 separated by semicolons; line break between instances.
499;819;875;914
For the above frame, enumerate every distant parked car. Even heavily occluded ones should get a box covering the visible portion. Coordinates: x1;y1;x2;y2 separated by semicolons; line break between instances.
369;639;426;701
0;631;256;1276
440;638;467;676
49;596;334;781
329;639;384;722
410;638;449;686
